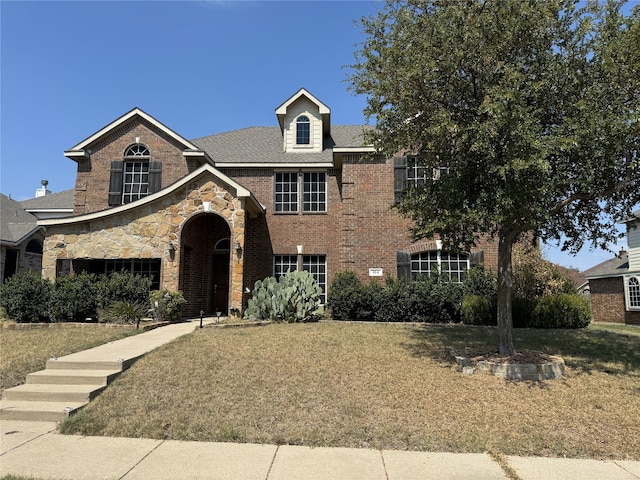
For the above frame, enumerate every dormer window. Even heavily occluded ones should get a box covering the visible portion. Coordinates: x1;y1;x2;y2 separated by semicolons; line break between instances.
108;144;162;206
296;116;310;145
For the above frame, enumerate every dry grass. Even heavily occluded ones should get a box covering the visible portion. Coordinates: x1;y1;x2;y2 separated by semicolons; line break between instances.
61;322;640;460
0;325;138;392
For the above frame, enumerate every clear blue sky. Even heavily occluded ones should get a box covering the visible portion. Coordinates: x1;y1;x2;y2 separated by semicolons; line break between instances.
0;0;634;272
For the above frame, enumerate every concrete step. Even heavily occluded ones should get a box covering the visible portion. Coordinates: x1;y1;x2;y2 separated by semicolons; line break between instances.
26;369;121;386
2;384;104;403
0;399;86;422
45;358;130;371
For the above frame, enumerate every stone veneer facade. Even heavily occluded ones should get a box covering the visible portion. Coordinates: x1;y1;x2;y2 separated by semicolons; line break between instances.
42;175;247;313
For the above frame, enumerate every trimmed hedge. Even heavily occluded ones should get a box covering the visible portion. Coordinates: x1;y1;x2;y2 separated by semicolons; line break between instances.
0;270;157;323
531;294;592;329
0;270;52;323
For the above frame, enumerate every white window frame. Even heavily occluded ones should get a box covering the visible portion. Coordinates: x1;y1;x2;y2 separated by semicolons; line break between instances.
407;156;449;189
303;255;327;304
274;255;298;280
274;171;327;214
624;274;640;311
122;160;150;204
274;172;299;213
411;250;469;283
296;115;311;145
302;172;327;213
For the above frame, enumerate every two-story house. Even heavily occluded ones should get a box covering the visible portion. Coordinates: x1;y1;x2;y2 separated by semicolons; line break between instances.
584;210;640;325
39;89;499;317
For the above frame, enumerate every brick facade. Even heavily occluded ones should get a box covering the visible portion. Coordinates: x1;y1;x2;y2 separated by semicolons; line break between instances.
43;96;501;318
589;277;640;325
73;119;200;215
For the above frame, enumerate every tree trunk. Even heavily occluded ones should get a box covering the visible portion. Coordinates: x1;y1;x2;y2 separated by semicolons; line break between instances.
496;232;517;356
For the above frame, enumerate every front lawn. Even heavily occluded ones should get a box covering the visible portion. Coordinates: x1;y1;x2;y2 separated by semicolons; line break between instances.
60;322;640;460
0;325;138;392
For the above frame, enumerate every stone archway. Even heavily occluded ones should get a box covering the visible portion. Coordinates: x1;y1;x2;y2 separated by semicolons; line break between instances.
179;213;231;317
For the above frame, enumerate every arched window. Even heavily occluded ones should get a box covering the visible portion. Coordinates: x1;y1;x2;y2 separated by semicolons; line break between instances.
25;239;43;254
626;276;640;310
108;144;161;206
296;115;310;145
411;251;469;282
125;144;149;157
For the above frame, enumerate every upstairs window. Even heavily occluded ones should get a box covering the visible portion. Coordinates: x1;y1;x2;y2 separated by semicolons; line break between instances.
274;172;327;213
302;172;327;212
296;115;310;145
394;156;449;202
108;144;162;206
274;172;299;212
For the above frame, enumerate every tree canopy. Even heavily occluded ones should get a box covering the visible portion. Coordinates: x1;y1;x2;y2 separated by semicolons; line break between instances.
349;0;640;354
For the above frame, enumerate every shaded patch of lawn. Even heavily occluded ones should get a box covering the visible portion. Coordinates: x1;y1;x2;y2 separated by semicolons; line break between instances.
0;325;138;392
61;322;640;460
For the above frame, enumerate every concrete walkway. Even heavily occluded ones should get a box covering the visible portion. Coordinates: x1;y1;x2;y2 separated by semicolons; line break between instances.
1;421;639;480
2;321;639;479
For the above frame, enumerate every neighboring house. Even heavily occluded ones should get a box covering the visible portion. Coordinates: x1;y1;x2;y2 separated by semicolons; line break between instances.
38;88;499;317
20;184;75;220
583;210;640;325
0;195;44;282
0;182;74;282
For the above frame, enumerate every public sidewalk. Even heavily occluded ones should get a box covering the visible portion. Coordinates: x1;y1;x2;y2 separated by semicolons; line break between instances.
1;421;639;480
1;321;639;479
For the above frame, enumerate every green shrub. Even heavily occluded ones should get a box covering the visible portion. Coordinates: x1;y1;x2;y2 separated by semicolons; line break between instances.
96;270;152;310
49;271;99;322
244;270;324;323
461;295;494;325
103;301;147;328
150;289;187;323
0;271;52;323
462;266;497;298
327;271;363;320
531;294;591;329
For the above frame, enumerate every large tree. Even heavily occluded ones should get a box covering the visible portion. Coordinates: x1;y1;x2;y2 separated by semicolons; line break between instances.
349;0;640;355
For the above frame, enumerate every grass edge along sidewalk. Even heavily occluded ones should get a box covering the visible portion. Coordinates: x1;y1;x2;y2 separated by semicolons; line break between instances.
56;321;640;461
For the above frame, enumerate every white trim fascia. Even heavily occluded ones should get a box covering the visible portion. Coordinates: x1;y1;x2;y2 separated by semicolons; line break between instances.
333;147;376;153
66;108;201;153
215;162;335;169
24;208;74;213
182;149;214;165
38;164;263;227
275;88;330;116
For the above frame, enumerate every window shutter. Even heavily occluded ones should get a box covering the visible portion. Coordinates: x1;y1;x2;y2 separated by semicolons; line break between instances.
149;161;162;194
397;251;411;281
393;156;407;203
470;250;485;267
108;161;124;206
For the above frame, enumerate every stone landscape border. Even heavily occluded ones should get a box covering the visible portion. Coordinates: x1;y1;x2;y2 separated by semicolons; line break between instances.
452;350;566;381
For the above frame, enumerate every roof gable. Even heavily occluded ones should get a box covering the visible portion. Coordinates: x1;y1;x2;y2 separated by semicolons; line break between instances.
0;194;42;245
275;88;331;136
38;164;263;227
64;108;210;163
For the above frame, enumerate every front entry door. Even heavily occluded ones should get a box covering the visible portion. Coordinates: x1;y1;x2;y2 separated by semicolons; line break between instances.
211;253;229;315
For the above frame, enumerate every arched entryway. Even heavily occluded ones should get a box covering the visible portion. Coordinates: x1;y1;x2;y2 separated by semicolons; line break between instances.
179;214;231;317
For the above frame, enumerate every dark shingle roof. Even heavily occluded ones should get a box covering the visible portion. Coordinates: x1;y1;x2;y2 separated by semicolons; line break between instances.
0;194;40;244
191;125;371;165
20;189;75;210
583;252;629;278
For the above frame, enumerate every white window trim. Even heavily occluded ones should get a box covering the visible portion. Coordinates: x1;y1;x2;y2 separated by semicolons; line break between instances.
624;274;640;311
